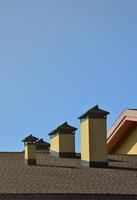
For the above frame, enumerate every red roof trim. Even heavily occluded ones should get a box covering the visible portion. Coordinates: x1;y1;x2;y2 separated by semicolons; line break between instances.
107;110;137;154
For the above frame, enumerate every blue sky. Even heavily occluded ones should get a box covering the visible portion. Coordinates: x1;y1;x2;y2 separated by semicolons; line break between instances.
0;0;137;152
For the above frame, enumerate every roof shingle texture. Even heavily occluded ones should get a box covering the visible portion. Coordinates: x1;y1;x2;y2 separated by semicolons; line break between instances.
0;152;137;194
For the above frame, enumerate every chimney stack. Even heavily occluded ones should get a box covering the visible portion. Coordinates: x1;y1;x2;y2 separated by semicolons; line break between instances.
35;138;50;153
22;134;38;165
78;105;109;167
48;122;77;158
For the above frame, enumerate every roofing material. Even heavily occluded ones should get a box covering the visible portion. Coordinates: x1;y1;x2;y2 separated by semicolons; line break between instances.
0;152;137;195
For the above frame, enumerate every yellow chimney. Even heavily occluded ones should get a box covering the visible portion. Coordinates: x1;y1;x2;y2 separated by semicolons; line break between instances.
35;138;50;153
22;134;38;165
78;105;109;167
48;122;77;158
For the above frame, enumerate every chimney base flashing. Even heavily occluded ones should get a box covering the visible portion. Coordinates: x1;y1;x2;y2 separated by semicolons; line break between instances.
25;159;37;165
50;150;76;158
81;160;108;168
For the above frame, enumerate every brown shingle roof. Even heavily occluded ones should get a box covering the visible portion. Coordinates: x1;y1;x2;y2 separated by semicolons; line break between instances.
0;152;137;195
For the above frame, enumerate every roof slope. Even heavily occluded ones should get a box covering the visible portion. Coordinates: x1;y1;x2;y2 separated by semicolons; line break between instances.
0;152;137;194
107;109;137;153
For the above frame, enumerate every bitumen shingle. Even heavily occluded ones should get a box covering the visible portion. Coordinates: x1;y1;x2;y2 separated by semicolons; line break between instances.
0;152;137;195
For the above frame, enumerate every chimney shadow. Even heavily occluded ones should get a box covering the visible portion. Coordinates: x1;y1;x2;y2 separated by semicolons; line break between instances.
108;158;124;163
108;165;137;172
36;164;79;169
36;163;137;171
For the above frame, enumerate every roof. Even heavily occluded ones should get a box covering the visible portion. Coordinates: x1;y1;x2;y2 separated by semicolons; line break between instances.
48;122;77;136
22;134;39;144
107;109;137;153
78;105;110;120
0;152;137;195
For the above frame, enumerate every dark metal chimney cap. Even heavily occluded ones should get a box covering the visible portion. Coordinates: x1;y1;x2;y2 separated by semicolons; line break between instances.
22;134;39;144
48;122;77;136
78;105;110;120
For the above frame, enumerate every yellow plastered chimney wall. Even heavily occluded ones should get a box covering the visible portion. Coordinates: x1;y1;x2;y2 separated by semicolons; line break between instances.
79;105;109;167
25;144;36;165
49;122;77;158
22;134;38;165
50;134;60;153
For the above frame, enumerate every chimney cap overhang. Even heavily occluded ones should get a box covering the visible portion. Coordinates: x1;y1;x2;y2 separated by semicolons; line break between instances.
48;122;77;136
78;105;110;120
22;134;39;144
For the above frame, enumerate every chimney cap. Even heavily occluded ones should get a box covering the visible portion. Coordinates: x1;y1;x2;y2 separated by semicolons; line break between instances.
78;105;110;120
48;122;77;136
35;138;50;150
22;134;39;144
35;138;50;146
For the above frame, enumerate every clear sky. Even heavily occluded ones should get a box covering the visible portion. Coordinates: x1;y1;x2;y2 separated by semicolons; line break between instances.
0;0;137;152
